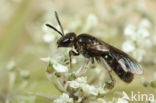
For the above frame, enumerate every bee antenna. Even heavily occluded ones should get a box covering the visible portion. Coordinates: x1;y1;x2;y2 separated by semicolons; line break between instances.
54;11;64;36
45;24;63;36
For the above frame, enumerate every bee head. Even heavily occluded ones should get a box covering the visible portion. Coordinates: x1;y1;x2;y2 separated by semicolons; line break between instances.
46;11;76;47
57;32;76;47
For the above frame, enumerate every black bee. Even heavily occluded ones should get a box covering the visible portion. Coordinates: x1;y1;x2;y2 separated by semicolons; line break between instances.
46;11;143;88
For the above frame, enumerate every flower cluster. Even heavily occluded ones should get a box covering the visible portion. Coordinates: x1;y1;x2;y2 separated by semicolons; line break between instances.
40;54;130;103
2;60;36;103
122;18;152;62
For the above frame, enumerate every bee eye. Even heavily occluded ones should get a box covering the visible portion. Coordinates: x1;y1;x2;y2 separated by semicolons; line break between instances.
63;38;70;43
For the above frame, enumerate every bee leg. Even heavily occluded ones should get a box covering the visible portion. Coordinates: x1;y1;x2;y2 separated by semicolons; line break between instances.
69;50;79;70
105;70;115;89
77;58;92;76
104;63;115;89
84;58;92;69
91;57;94;64
98;58;115;89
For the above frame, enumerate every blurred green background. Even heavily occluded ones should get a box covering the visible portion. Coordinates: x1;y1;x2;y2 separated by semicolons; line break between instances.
0;0;156;103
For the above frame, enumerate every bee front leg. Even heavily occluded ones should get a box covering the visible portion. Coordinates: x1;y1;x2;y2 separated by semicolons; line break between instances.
69;50;79;70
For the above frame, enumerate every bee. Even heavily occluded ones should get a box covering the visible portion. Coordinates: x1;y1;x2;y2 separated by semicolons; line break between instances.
46;11;143;89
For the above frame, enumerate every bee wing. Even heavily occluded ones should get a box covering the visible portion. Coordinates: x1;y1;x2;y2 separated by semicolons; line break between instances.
117;57;143;74
87;43;143;75
107;44;143;75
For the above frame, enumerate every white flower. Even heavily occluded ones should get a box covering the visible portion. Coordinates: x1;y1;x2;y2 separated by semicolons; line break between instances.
87;13;98;26
43;33;55;43
81;84;98;96
116;98;128;103
40;57;51;62
75;77;87;83
68;77;87;88
83;13;98;31
40;57;68;72
68;80;80;89
122;40;135;52
42;24;56;43
72;58;77;64
53;93;73;103
7;60;16;71
140;18;151;28
20;70;30;79
68;77;106;96
137;28;150;38
97;87;107;95
53;63;68;73
124;24;136;36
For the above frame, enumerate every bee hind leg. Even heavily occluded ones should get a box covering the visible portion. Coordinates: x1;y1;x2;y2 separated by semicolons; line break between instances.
105;70;115;89
97;57;115;89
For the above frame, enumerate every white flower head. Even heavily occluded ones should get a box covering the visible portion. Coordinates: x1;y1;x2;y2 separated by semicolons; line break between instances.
53;63;68;73
20;70;30;79
68;80;80;89
40;57;51;62
140;18;151;28
137;28;150;38
42;23;57;43
81;84;98;96
122;40;135;52
87;13;98;26
97;87;107;95
68;77;106;96
132;49;145;62
75;76;87;84
7;60;16;71
40;57;68;73
68;77;87;88
124;24;136;36
53;93;73;103
72;58;77;64
83;13;98;31
43;33;55;43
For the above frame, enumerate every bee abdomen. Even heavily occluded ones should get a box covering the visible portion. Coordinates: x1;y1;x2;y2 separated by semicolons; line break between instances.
103;54;134;83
